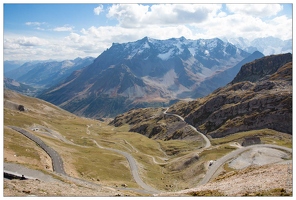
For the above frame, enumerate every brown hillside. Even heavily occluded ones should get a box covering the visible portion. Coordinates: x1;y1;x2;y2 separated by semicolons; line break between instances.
169;58;292;138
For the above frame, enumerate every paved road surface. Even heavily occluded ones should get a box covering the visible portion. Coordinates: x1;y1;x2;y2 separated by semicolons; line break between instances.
8;125;159;194
198;144;292;186
92;139;159;193
8;126;66;175
163;108;211;149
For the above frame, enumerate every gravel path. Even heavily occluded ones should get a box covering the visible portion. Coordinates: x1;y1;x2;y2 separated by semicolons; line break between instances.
199;144;292;186
163;108;211;149
228;147;291;169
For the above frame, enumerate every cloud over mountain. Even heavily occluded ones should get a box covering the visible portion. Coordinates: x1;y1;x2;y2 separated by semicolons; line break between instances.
4;4;292;61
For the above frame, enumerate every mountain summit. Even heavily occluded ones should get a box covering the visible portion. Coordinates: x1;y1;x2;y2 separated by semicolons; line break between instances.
39;37;252;118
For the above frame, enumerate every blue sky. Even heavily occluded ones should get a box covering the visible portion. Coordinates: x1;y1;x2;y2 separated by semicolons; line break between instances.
2;2;293;61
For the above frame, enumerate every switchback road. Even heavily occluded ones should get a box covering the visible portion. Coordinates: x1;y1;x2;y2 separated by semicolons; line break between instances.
91;139;159;193
163;108;211;149
8;125;159;193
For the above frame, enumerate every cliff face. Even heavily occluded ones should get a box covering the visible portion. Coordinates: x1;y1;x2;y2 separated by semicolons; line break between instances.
169;54;292;138
110;53;292;139
231;53;292;84
109;107;198;141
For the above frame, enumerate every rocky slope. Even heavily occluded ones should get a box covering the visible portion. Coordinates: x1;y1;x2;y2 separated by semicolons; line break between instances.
39;37;251;118
158;162;292;196
192;51;264;98
169;53;292;138
110;107;199;141
4;162;292;197
231;53;292;83
111;53;292;139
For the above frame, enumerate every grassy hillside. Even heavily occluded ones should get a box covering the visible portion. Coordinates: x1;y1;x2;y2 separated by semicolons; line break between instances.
4;89;211;191
4;88;292;194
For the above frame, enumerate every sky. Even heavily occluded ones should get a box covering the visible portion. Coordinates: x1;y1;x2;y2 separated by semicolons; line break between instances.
2;1;293;61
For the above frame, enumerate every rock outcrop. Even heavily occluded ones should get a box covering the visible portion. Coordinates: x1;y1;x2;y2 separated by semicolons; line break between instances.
169;53;292;138
110;107;198;140
110;53;292;139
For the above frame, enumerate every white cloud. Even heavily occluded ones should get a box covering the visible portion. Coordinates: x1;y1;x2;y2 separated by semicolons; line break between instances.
79;24;193;44
53;25;74;32
189;4;291;41
107;4;222;28
3;36;53;61
268;15;292;40
4;4;292;61
4;36;49;48
94;5;104;15
25;21;46;26
226;4;283;18
3;34;90;61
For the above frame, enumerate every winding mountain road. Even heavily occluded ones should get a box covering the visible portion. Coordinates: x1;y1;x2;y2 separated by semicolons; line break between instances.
7;121;292;195
198;144;292;186
162;108;292;188
8;126;66;175
91;139;159;193
163;108;211;149
8;125;159;194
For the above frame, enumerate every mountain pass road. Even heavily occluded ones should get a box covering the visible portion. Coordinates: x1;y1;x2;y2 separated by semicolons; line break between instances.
92;139;159;193
163;108;211;149
198;144;292;186
8;126;66;175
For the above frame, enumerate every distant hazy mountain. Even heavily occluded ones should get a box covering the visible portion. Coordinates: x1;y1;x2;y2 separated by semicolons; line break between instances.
224;36;292;55
39;36;251;118
4;77;38;96
111;53;292;140
3;60;26;73
192;51;265;98
4;57;95;89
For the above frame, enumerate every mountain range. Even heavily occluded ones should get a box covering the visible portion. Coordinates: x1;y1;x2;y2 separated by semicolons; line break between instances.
4;77;38;96
38;37;258;118
4;36;292;118
110;53;292;139
4;57;95;96
223;36;292;56
3;38;293;196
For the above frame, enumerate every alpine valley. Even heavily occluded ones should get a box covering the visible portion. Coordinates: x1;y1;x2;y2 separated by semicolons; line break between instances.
4;57;95;96
38;37;268;118
3;36;293;197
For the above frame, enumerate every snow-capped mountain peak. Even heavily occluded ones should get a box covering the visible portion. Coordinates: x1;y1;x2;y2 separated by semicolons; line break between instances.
223;36;292;55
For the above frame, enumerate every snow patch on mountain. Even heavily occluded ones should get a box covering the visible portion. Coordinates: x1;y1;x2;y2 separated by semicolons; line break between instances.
173;42;184;54
61;60;75;69
157;48;175;61
223;36;292;55
143;42;150;49
188;48;196;56
206;39;218;49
